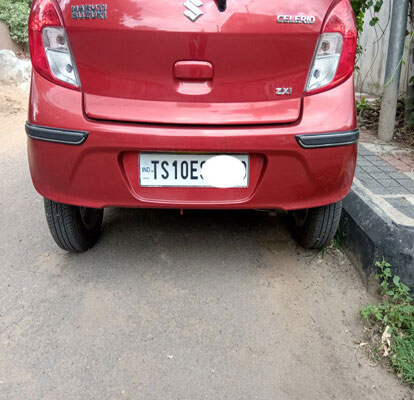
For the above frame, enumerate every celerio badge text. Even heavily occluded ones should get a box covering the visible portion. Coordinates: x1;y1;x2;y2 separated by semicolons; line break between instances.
277;15;315;24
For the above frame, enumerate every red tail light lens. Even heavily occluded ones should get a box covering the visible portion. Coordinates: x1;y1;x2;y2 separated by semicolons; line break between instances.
305;0;357;95
29;0;80;90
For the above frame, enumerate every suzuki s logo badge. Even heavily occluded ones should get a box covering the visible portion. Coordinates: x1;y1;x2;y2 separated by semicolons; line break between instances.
184;0;204;22
277;15;315;24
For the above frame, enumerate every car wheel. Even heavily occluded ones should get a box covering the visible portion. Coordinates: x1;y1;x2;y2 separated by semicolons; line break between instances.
44;198;104;252
289;201;342;249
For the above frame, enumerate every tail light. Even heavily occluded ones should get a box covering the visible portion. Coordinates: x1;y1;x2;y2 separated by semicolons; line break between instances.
305;0;357;95
29;0;80;90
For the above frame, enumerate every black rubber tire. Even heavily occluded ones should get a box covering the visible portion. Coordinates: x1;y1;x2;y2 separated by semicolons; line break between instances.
44;198;104;252
289;201;342;249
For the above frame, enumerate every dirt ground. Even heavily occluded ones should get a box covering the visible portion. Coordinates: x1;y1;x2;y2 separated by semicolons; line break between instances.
0;86;413;399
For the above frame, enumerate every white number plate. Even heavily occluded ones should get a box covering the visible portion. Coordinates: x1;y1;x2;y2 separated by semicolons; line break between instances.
139;153;249;187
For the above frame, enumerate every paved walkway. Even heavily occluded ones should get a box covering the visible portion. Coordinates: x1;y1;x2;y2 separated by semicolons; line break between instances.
355;143;414;227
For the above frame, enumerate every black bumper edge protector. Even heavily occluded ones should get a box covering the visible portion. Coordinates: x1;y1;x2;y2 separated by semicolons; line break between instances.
25;122;88;145
296;129;359;149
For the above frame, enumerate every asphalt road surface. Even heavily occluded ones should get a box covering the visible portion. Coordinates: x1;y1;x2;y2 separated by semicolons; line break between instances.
1;87;413;399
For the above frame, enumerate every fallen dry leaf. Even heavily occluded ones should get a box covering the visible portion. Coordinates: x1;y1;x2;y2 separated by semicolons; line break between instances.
379;325;392;357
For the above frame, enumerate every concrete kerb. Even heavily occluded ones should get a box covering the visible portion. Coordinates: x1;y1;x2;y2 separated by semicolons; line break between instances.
342;146;414;290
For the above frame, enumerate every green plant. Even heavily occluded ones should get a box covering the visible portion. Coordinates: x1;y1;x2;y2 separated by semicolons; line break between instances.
356;97;371;113
350;0;384;34
361;259;414;385
331;218;347;252
0;0;32;44
350;0;385;64
361;259;413;332
377;260;412;303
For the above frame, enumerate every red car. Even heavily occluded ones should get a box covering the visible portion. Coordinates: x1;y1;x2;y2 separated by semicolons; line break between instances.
27;0;358;252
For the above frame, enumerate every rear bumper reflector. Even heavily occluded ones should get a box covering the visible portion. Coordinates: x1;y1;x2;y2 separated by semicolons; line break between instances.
26;122;88;145
296;129;359;149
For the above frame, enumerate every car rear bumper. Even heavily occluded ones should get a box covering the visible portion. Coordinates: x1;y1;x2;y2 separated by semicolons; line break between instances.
27;71;358;210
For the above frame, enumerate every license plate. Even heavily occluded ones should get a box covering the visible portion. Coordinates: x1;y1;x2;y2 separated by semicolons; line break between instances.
139;153;249;187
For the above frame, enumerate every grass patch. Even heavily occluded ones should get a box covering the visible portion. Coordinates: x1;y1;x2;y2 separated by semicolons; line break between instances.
392;331;414;385
331;218;347;252
361;259;414;386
